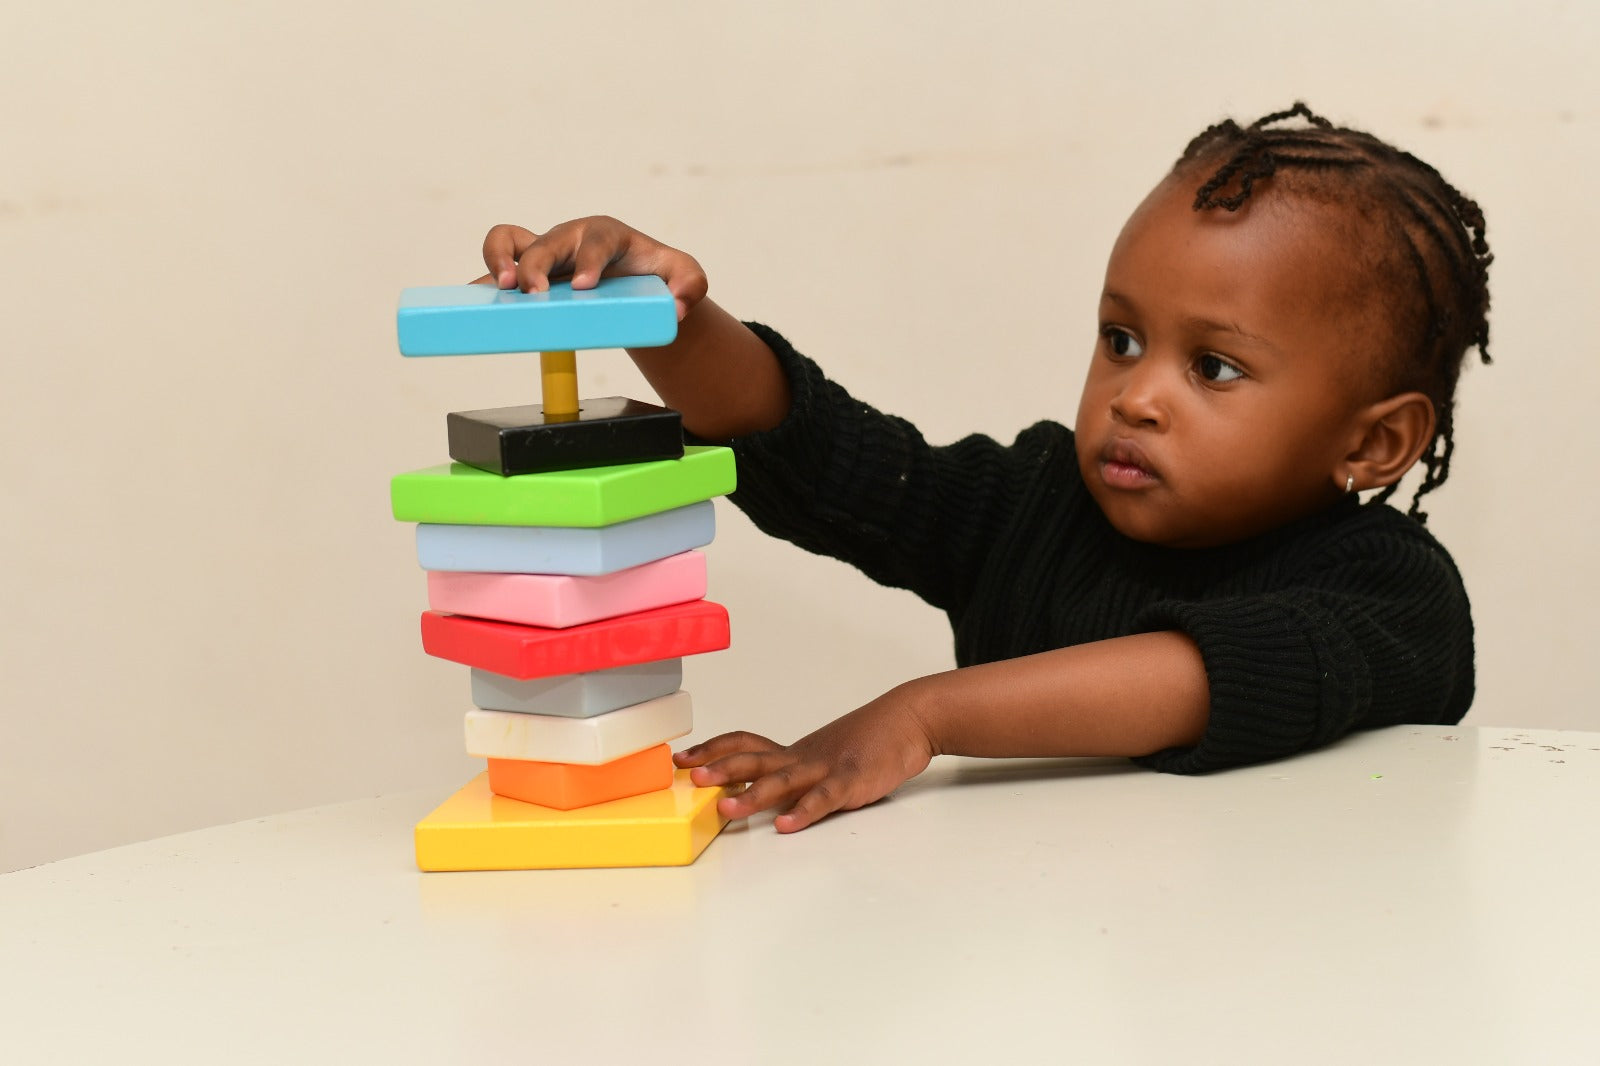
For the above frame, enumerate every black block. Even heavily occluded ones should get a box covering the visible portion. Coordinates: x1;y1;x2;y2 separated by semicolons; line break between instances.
447;396;685;476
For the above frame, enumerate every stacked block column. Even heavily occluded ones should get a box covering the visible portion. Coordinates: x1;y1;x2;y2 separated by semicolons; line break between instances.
392;277;738;871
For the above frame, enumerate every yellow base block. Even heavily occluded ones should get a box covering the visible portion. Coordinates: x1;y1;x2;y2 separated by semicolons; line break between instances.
414;769;731;871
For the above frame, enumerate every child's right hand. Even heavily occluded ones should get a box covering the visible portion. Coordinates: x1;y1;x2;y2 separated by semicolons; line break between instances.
474;216;790;438
476;217;709;322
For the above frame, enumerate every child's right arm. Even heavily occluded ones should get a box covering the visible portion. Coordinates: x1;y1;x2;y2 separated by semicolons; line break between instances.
478;219;791;441
478;216;1028;616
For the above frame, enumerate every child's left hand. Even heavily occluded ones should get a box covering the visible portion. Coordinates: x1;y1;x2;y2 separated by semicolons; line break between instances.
673;687;936;833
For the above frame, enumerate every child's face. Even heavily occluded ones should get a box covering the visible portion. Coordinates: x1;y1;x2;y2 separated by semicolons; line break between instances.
1074;176;1380;548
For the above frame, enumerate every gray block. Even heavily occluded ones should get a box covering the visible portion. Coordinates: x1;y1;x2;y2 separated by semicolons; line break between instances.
470;660;685;718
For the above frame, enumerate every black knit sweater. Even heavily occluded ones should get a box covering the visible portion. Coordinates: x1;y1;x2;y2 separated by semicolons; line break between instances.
713;323;1474;774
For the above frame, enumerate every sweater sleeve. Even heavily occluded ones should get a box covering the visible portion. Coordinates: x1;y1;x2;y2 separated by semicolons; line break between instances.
710;322;1032;615
1130;525;1475;774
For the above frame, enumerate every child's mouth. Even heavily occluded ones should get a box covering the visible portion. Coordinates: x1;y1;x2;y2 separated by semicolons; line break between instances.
1100;439;1159;488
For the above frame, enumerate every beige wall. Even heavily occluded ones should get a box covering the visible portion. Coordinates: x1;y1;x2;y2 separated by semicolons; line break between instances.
3;0;1595;871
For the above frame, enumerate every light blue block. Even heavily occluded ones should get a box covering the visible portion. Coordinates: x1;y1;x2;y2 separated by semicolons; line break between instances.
415;500;715;576
470;660;684;717
397;276;678;356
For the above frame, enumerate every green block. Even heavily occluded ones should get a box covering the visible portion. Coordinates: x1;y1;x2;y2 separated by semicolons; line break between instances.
391;445;735;528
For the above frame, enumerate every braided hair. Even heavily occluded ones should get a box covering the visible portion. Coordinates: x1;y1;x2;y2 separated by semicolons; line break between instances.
1174;102;1492;523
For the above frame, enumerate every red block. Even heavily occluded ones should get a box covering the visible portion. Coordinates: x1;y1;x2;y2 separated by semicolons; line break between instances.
421;600;730;680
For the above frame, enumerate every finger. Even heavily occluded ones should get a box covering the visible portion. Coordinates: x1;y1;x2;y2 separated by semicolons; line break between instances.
672;267;708;321
482;224;537;289
673;730;781;768
513;217;606;292
569;231;621;291
513;233;569;294
773;777;851;833
718;761;826;820
642;250;707;321
691;748;796;787
686;750;792;792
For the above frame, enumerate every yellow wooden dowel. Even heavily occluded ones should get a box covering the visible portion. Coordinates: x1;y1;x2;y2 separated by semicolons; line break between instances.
540;350;579;420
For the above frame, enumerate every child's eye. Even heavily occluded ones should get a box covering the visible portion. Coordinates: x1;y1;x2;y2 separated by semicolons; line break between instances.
1103;328;1144;358
1198;353;1244;383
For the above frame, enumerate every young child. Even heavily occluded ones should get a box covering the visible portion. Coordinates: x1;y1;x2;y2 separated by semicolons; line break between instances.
473;103;1490;834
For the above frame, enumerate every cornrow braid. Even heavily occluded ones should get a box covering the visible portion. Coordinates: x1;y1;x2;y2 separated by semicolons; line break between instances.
1175;102;1493;523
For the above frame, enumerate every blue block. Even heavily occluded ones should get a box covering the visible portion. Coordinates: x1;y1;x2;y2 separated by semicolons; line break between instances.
398;276;678;356
470;660;684;717
415;501;715;576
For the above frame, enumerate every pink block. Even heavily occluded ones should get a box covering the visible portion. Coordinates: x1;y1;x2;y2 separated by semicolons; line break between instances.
427;551;708;629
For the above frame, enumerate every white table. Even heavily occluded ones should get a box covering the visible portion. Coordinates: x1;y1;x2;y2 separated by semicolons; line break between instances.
3;725;1596;1064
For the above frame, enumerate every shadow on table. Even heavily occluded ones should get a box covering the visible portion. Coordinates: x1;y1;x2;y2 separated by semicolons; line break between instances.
911;754;1141;794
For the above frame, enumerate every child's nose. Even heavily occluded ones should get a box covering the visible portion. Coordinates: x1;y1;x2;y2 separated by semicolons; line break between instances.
1110;359;1170;428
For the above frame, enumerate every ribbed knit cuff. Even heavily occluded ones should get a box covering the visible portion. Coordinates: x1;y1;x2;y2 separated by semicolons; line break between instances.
1132;597;1369;774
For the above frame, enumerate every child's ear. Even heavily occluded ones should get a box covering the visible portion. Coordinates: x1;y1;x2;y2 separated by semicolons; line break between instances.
1341;391;1437;492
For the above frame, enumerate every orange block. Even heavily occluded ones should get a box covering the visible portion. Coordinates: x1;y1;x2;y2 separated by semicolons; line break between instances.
487;744;675;810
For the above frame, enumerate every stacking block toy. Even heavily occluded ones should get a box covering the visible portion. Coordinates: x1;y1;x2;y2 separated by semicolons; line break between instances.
415;501;715;575
486;744;676;810
394;272;736;871
427;551;707;628
470;661;684;717
464;691;694;763
422;600;730;679
414;770;730;872
400;278;682;477
397;277;677;356
447;396;683;476
391;446;735;527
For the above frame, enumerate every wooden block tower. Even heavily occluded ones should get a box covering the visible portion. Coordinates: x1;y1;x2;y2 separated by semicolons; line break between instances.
391;277;738;871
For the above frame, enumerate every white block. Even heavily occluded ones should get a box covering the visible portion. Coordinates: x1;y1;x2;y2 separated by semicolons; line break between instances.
463;691;693;764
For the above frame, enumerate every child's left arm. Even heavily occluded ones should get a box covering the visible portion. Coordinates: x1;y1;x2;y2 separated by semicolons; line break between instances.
674;631;1209;832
